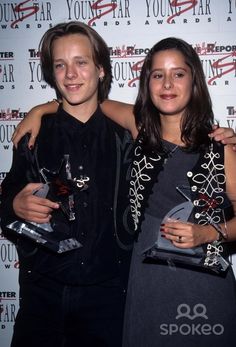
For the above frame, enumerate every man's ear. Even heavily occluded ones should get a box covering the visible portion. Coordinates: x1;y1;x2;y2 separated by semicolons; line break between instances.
99;66;105;80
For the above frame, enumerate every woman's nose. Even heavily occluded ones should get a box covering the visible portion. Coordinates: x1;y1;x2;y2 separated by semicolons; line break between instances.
163;78;172;90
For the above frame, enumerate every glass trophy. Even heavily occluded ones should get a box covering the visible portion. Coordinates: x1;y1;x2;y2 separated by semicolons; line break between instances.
144;186;229;274
7;154;89;253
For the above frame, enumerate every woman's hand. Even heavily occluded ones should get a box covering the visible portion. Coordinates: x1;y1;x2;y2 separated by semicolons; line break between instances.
12;100;59;149
12;106;42;149
161;219;218;248
209;125;236;151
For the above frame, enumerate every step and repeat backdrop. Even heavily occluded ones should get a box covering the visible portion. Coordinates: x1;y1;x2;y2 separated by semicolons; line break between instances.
0;1;236;346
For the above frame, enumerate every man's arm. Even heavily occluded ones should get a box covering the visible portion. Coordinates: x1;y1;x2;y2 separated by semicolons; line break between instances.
0;139;59;240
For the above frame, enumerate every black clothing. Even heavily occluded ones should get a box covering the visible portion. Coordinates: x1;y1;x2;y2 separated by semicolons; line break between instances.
0;106;134;346
11;274;126;347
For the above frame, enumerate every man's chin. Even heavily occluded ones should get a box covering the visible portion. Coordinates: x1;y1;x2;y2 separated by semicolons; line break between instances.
63;98;82;106
68;100;82;106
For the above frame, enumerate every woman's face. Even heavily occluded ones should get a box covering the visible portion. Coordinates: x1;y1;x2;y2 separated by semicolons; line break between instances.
149;49;193;119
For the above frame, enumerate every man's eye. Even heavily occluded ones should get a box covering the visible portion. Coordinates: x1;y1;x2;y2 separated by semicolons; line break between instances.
77;60;87;66
54;63;64;69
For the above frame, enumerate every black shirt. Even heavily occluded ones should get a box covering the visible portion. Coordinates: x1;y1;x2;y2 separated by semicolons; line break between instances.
1;106;134;287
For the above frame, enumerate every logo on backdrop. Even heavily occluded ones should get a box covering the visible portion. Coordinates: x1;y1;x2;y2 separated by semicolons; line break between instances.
1;0;235;29
226;105;236;132
0;290;17;328
0;109;26;121
0;0;53;29
226;0;236;22
0;238;19;270
67;0;131;26
192;42;236;86
0;109;25;151
28;48;52;91
110;45;149;88
144;0;212;25
0;51;15;91
0;110;22;151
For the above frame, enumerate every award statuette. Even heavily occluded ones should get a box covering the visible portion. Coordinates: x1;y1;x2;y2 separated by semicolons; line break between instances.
144;186;229;274
7;155;89;254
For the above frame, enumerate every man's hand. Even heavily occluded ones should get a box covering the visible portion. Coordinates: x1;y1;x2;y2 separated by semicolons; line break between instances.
13;183;60;223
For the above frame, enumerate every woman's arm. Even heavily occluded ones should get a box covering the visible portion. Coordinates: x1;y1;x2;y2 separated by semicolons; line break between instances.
11;98;236;149
12;99;138;148
101;100;138;139
221;144;236;242
12;100;59;148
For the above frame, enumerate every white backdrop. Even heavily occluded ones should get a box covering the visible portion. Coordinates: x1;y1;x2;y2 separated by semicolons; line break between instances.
0;1;236;346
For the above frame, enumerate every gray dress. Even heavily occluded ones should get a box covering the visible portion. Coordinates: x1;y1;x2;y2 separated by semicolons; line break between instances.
123;142;236;347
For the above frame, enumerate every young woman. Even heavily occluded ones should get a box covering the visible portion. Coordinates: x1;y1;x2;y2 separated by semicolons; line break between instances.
122;37;236;346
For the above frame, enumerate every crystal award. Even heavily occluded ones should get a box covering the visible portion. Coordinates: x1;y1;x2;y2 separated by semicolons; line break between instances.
7;154;89;253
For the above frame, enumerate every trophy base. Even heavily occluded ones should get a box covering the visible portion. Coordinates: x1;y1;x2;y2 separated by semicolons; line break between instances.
144;245;204;266
144;243;229;274
7;220;83;253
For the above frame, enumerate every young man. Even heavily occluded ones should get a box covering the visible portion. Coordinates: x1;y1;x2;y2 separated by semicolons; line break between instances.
0;21;133;347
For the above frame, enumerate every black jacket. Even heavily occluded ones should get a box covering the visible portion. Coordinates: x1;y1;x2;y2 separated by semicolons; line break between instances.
0;106;134;289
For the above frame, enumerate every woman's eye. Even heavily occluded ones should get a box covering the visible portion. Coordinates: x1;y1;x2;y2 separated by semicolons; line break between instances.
152;73;163;79
175;72;185;78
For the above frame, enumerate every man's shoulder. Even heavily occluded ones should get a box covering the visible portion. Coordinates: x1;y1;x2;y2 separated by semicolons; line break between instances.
41;113;58;126
38;113;58;136
104;115;132;142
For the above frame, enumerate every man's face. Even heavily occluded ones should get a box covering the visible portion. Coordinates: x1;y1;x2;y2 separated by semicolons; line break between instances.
52;33;104;119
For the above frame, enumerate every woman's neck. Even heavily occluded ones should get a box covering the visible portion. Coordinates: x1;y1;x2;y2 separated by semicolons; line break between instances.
160;115;184;146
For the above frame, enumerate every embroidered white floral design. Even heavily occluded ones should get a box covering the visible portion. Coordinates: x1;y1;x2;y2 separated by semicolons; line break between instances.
129;145;161;230
204;241;229;271
192;143;225;225
191;143;226;269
